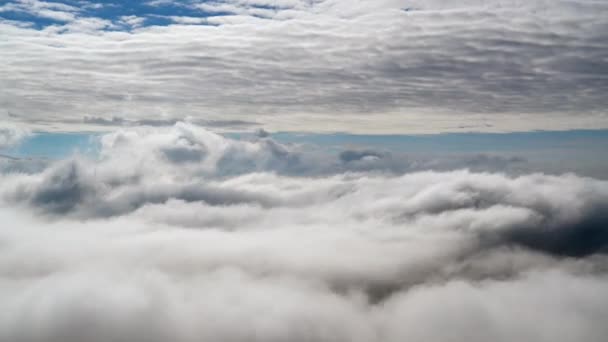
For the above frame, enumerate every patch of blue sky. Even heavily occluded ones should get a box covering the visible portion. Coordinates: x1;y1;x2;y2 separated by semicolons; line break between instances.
0;10;65;29
80;1;229;22
5;129;608;160
271;129;608;154
0;0;237;30
3;132;101;159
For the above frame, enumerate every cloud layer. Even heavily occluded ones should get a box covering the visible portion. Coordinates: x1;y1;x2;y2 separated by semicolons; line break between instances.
1;124;608;341
1;0;607;133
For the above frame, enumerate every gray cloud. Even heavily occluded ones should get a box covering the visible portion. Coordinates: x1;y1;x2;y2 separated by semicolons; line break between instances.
339;150;385;163
0;154;49;174
1;0;607;133
82;116;260;129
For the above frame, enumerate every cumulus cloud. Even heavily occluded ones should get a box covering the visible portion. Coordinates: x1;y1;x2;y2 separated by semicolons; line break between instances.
0;123;608;341
0;124;29;149
1;0;607;133
1;124;608;341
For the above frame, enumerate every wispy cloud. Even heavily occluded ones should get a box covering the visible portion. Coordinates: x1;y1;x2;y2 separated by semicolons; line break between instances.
0;0;79;22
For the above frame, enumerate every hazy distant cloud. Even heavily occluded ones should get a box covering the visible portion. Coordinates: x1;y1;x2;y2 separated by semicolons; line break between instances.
1;0;607;133
0;155;49;174
339;150;385;163
82;115;259;129
255;127;270;137
83;116;128;126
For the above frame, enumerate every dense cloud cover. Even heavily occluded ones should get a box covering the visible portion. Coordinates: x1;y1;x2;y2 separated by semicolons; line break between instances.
2;0;607;339
1;0;608;133
1;123;608;341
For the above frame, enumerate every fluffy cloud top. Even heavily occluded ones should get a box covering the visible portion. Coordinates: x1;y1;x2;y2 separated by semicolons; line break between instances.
1;0;607;133
1;123;608;341
0;124;29;149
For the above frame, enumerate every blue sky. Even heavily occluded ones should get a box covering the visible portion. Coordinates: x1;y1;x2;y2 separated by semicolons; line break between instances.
8;129;608;158
2;131;100;158
0;0;281;29
4;129;608;178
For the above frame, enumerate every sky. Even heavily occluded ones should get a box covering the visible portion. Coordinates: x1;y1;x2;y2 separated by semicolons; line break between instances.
2;1;608;342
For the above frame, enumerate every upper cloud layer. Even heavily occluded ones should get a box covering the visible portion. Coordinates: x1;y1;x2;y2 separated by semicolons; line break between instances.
1;123;608;341
1;0;607;133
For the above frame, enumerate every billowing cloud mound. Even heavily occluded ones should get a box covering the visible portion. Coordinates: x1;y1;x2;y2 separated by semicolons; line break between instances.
0;124;608;341
0;124;29;149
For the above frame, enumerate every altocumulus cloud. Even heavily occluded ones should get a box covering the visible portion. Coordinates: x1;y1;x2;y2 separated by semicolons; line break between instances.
1;0;608;133
1;123;608;341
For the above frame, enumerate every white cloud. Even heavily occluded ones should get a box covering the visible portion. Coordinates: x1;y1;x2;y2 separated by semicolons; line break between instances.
0;124;29;149
168;16;209;25
0;0;79;22
119;15;145;29
1;124;608;341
